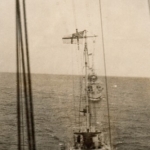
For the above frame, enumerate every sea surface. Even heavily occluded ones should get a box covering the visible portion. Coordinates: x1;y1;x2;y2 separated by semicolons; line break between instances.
0;73;150;150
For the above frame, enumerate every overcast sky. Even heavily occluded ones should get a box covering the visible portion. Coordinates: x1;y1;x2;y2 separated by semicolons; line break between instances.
0;0;150;77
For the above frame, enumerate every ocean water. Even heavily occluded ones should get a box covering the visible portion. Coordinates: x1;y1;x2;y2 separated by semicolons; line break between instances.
0;73;150;150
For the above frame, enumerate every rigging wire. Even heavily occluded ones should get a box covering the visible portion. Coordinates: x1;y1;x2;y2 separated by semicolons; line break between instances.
98;0;112;149
71;0;85;131
61;1;77;144
16;0;36;149
78;50;86;130
19;52;25;150
16;1;21;148
16;1;32;149
71;0;78;129
71;48;77;128
71;2;91;132
78;38;86;131
74;42;84;129
78;76;82;129
57;1;78;145
22;1;36;149
92;37;96;72
16;0;31;150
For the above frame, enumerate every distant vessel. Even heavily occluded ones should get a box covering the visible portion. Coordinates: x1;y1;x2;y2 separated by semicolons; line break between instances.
61;29;111;150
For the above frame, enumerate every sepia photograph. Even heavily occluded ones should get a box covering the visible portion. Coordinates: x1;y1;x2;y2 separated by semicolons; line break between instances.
0;0;150;149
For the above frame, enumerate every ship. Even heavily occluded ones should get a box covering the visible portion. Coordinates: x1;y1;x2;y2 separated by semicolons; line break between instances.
61;29;112;150
15;0;112;149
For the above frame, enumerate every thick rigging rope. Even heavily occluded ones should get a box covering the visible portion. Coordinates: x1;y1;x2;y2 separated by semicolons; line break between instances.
22;1;36;149
98;0;112;149
16;0;36;150
16;2;21;148
16;1;32;149
19;50;25;150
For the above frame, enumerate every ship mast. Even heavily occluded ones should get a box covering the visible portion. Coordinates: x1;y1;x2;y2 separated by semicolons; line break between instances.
84;30;90;131
62;29;96;132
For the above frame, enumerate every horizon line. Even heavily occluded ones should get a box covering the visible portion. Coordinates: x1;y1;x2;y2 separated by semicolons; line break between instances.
0;71;150;79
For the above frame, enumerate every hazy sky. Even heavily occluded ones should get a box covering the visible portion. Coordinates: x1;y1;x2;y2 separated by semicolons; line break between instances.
0;0;150;77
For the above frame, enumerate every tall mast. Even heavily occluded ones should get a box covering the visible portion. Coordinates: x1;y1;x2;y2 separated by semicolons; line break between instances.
84;30;90;131
62;29;97;132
